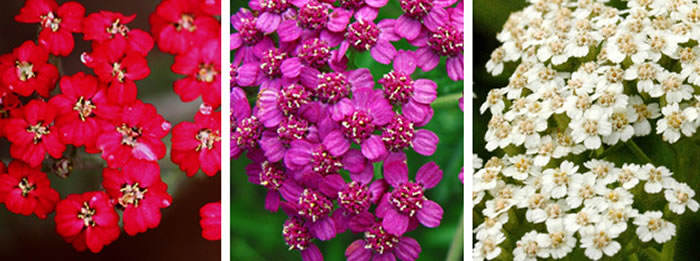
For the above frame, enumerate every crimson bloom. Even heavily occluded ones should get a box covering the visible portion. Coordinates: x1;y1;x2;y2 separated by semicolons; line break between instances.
1;41;59;97
15;0;85;56
55;191;120;253
49;73;117;150
150;0;220;55
82;43;150;105
96;100;170;168
3;100;65;167
171;110;222;176
345;219;422;261
0;161;59;219
171;38;221;108
82;11;154;56
102;160;172;236
200;201;221;240
377;155;443;236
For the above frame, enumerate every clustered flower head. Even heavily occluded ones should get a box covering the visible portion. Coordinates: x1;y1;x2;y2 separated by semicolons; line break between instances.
0;0;221;252
475;0;700;260
232;0;464;260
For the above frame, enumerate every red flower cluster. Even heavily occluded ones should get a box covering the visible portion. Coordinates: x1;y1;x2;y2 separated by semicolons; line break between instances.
149;0;222;240
0;0;183;253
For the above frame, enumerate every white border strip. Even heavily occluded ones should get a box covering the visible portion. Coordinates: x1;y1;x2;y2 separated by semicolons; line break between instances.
221;0;231;259
464;0;473;260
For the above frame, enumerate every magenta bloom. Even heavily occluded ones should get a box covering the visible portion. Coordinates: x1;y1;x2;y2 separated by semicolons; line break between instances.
231;8;274;65
379;50;437;125
249;0;297;33
256;82;319;128
411;14;463;81
281;188;337;241
377;155;443;235
394;0;454;40
330;88;393;161
381;114;438;156
276;1;352;44
320;175;387;233
338;0;389;20
246;149;303;212
283;216;324;261
337;18;400;64
300;67;374;105
345;220;422;261
231;87;263;159
236;47;299;88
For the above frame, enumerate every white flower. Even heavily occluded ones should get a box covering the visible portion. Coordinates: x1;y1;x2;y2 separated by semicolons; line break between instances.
653;72;693;103
542;161;578;199
664;181;699;214
602;205;638;235
503;155;538;181
580;222;622;260
624;63;661;93
481;89;506;115
475;233;506;261
583;159;616;185
485;116;514;151
545;219;576;259
605;32;648;64
628;96;661;136
475;167;501;191
552;129;586;158
563;207;601;234
513;231;551;261
566;173;597;209
511;115;548;149
516;186;550;224
486;47;506;76
603;107;637;145
475;214;509;240
634;211;676;243
638;164;674;193
570;107;612;149
527;135;556;166
614;163;641;190
656;103;698;143
474;154;484;169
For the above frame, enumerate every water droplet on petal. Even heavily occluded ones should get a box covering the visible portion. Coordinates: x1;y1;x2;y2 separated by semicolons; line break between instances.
199;103;213;115
161;121;172;131
80;52;93;65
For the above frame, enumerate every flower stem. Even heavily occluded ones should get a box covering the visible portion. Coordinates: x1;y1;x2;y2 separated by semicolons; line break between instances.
625;140;653;164
433;93;463;108
446;213;464;261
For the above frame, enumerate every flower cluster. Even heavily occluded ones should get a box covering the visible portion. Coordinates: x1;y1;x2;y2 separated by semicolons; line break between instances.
232;0;463;260
148;0;223;241
0;0;217;252
476;0;700;260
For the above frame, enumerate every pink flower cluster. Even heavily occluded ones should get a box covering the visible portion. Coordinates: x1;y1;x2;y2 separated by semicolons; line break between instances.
232;0;463;260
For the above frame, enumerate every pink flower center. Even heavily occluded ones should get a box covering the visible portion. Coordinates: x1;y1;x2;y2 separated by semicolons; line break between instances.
400;0;434;19
299;1;329;30
340;0;365;9
106;19;130;36
259;0;289;13
260;49;287;78
233;116;262;149
26;122;50;144
18;177;35;197
78;202;97;227
338;181;371;215
238;17;263;45
278;83;312;115
197;63;218;83
117;124;142;147
311;145;343;176
316;72;350;104
341;111;375;143
364;224;400;254
177;14;196;32
118;183;148;208
379;71;414;105
297;189;333;222
16;61;35;81
259;161;285;190
381;115;415;151
73;96;96;121
283;217;312;251
346;20;380;51
277;115;309;143
196;129;220;151
299;38;331;68
389;182;425;217
40;12;62;32
428;25;464;57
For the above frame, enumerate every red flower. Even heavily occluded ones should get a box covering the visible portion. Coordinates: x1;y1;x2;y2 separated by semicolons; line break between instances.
171;110;221;176
150;0;220;54
82;11;154;56
55;191;120;253
199;0;221;16
171;38;221;108
96;100;170;168
1;41;59;97
3;100;66;167
0;161;59;219
199;201;221;240
49;73;118;150
15;0;85;56
82;44;150;105
0;87;21;130
102;160;172;236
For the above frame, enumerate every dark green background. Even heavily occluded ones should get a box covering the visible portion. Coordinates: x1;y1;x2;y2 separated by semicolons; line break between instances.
232;1;464;260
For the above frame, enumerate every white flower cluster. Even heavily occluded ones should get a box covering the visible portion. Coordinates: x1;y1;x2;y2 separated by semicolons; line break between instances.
483;0;700;151
475;2;700;258
473;158;698;260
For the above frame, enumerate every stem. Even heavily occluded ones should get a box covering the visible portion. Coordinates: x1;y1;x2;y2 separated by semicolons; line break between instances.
446;213;464;261
625;140;653;164
433;93;463;108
